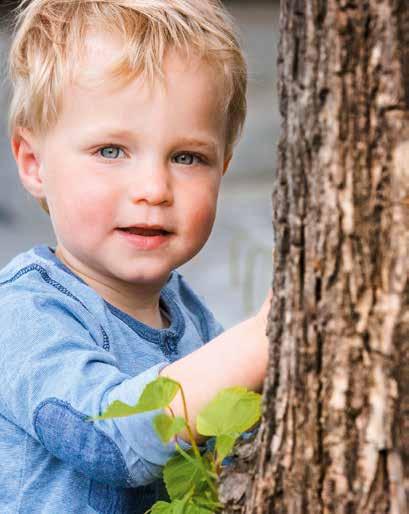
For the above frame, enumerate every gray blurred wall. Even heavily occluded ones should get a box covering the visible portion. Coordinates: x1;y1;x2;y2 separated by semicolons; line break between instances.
0;2;280;328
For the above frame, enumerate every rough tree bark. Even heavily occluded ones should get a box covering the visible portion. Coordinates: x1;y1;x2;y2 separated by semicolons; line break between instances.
219;1;409;513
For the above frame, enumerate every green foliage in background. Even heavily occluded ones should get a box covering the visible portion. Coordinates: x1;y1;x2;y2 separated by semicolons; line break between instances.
87;376;261;513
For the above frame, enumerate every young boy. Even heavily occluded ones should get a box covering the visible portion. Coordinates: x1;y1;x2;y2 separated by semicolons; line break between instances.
0;0;270;512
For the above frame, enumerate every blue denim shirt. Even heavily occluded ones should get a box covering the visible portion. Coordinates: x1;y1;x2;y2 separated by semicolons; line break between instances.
0;245;224;513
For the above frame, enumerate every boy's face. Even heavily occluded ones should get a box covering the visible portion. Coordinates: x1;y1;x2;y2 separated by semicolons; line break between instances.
15;34;231;293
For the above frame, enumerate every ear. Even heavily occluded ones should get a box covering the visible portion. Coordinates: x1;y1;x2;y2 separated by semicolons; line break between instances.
11;128;45;200
222;154;232;176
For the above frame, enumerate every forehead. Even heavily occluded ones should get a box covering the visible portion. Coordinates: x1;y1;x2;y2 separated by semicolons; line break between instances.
55;31;227;139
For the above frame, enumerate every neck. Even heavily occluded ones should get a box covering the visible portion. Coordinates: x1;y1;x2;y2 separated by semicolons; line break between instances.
54;247;169;329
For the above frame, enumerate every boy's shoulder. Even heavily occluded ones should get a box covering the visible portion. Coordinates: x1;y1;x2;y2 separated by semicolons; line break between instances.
0;245;107;349
0;245;104;325
0;245;58;294
0;245;85;297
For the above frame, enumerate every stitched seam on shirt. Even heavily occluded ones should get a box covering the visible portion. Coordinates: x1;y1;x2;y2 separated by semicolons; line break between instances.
161;288;186;339
196;306;209;341
15;431;29;514
33;397;134;487
179;290;209;342
169;274;210;341
107;292;186;359
0;264;110;352
108;308;173;359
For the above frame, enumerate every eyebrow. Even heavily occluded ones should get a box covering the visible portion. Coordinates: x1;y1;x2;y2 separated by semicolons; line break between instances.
175;138;219;155
84;130;219;155
83;128;135;141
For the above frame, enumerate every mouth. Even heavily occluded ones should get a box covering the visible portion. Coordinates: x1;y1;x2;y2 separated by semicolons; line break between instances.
118;225;171;236
117;225;172;250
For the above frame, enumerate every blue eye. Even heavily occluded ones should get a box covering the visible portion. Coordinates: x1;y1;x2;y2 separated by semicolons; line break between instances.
99;146;124;159
173;153;202;165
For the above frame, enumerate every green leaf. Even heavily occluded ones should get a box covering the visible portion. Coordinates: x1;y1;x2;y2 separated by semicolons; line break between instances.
150;501;174;514
85;400;140;421
172;496;191;514
149;497;216;514
163;451;209;500
153;414;186;443
184;500;215;514
87;377;180;421
194;500;224;512
135;377;180;411
215;433;239;462
189;493;224;511
196;387;261;437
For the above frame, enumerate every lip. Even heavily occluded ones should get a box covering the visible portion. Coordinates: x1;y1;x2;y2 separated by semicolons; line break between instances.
116;227;171;250
120;224;170;232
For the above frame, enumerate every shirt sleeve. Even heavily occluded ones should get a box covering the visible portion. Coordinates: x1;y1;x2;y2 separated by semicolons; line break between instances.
0;291;191;488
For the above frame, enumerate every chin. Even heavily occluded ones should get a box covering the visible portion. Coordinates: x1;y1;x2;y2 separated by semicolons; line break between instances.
115;268;171;286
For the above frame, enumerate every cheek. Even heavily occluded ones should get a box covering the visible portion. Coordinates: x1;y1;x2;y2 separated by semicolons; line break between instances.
47;169;118;236
185;188;218;240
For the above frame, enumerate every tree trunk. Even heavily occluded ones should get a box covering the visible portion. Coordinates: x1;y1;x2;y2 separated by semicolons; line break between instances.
220;1;409;512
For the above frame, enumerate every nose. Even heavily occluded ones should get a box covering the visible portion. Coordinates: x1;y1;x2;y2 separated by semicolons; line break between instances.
128;158;173;206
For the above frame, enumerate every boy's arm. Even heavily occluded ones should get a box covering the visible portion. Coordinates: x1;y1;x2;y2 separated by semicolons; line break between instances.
0;287;270;488
0;291;192;488
160;291;271;443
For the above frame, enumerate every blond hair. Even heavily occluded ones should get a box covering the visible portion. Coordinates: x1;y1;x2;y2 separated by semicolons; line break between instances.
8;0;247;215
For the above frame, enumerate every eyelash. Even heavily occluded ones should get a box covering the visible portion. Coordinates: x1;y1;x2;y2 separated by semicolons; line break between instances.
172;152;206;165
95;146;207;165
96;146;126;160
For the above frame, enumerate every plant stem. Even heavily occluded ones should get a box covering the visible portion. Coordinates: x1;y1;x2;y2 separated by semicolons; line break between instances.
208;450;221;476
174;442;218;498
177;384;201;459
174;385;219;500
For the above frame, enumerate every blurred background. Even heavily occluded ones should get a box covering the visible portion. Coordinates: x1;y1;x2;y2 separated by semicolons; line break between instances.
0;0;280;329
